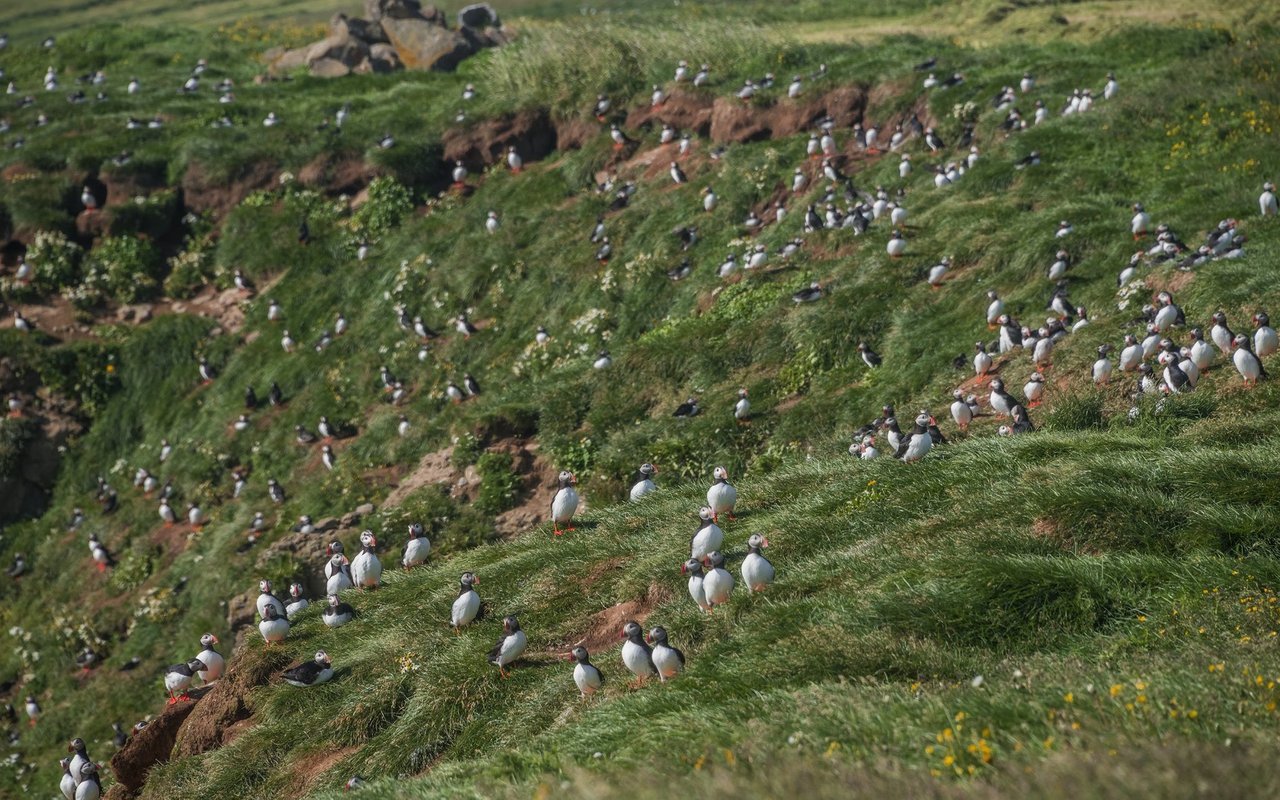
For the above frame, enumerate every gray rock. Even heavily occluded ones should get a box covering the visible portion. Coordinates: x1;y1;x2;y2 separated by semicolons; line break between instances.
310;58;352;78
355;502;376;516
458;3;499;27
370;42;403;71
331;12;388;44
314;517;341;533
269;47;310;75
306;34;369;68
382;16;473;71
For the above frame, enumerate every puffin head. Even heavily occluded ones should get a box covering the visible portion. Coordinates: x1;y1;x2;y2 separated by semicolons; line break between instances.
915;412;931;428
639;463;656;478
326;540;344;556
261;605;280;621
698;506;714;522
647;626;669;646
258;579;271;594
503;615;520;634
408;522;424;538
557;470;576;487
713;466;729;481
79;762;98;779
991;378;1005;391
621;620;643;641
681;557;702;576
359;530;377;549
569;646;589;664
69;737;85;753
188;658;207;672
1255;312;1270;327
748;533;769;550
460;571;478;588
200;633;219;647
1233;333;1249;350
998;425;1012;437
314;651;331;667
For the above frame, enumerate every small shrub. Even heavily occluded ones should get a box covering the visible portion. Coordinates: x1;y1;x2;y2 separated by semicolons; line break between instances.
353;176;414;238
163;236;216;299
1043;391;1106;431
79;236;163;304
0;416;40;480
26;229;83;293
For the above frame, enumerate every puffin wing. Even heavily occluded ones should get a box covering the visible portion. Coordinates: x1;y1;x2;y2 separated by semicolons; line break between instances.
487;634;507;663
671;646;686;668
281;660;320;685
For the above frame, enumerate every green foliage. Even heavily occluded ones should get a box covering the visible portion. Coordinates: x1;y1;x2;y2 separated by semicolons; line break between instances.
474;451;521;515
75;235;164;306
27;229;84;293
353;177;415;240
107;189;183;240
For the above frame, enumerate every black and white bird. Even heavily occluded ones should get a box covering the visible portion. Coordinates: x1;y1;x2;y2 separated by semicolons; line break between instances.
451;572;481;630
282;651;334;687
551;471;579;535
629;463;657;502
858;342;882;368
322;595;356;628
741;533;775;592
569;646;603;697
487;615;527;678
648;626;685;682
673;396;700;418
402;522;432;568
163;658;206;704
621;620;657;682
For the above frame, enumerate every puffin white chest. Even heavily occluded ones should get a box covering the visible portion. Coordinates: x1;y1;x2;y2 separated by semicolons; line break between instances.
256;594;284;619
1256;328;1278;357
690;523;723;560
496;631;526;667
326;569;353;595
1120;344;1144;371
197;649;225;682
285;598;309;620
1154;306;1177;332
259;618;289;642
622;640;655;677
687;574;710;610
1234;349;1261;381
76;781;100;800
552;486;579;523
629;479;656;502
704;567;734;606
61;771;77;799
706;482;736;515
351;551;382;588
741;552;775;591
402;538;431;567
573;663;601;695
1190;340;1213;369
951;400;972;427
902;433;932;462
452;590;480;627
652;645;683;680
1033;338;1053;365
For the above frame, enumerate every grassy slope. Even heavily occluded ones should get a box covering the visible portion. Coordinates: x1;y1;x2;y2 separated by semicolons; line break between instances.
0;1;1278;797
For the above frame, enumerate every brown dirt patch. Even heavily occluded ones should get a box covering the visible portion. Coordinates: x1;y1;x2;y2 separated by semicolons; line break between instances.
624;90;715;136
491;438;558;537
297;154;381;195
556;582;670;657
709;85;869;144
1144;270;1196;295
382;445;458;507
442;108;559;172
109;685;211;795
181;160;279;217
554;117;599;151
281;744;359;799
173;644;293;758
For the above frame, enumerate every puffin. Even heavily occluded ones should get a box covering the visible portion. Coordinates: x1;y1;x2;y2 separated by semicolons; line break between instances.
648;627;685;681
682;558;711;612
292;516;315;534
446;382;464;403
68;738;90;787
321;445;336;471
196;634;224;683
282;651;333;687
886;230;906;258
1162;354;1192;394
1253;312;1278;357
690;506;725;561
351;530;382;590
258;604;289;644
673;396;700;417
1055;220;1073;238
25;695;39;726
326;554;354;594
924;127;945;152
927;257;950;288
451;572;481;630
198;357;216;383
707;466;737;522
702;185;717;213
295;425;316;445
551;471;579;534
485;210;500;234
702;550;735;607
950;390;973;431
455;314;478;339
268;478;286;504
1188;328;1214;371
1048;250;1070;280
1261;182;1277;216
75;763;101;800
536;325;550;345
6;552;26;579
285;584;309;620
1210;312;1236;355
569;646;603;697
255;579;286;619
402;522;431;568
88;534;114;571
1015;151;1041;170
452;161;467;186
620;621;657;682
113;723;127;748
858;342;883;369
1088;346;1113;385
1232;334;1267;386
464;374;482;397
1131;203;1150;239
895;412;934;462
506;145;522;173
899;153;911;178
1153;292;1185;332
741;533;775;592
988;378;1017;417
1032;327;1054;369
973;342;993;378
1104;71;1118;100
1142;323;1164;358
985;291;1005;328
1010;404;1035;434
734;388;751;420
669;161;686;184
629;463;657;502
163;657;207;704
487;615;527;678
60;758;76;799
322;595;356;628
660;124;676;145
693;63;710;86
159;499;176;526
1120;334;1145;372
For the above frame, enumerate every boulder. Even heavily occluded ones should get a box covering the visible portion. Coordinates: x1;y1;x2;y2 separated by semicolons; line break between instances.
381;16;473;71
269;47;309;75
355;502;376;516
458;2;499;27
331;12;388;44
370;42;403;71
366;0;438;22
310;58;352;78
306;34;370;68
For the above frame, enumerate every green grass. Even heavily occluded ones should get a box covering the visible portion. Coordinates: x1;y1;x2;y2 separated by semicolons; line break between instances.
0;1;1278;798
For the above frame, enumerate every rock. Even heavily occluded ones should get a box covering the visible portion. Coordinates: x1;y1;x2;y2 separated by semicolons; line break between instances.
269;47;309;75
74;208;109;241
226;589;256;633
306;34;369;68
340;510;363;528
109;686;210;794
310;58;351;78
116;303;153;323
256;532;331;597
381;16;473;71
331;12;388;44
314;516;341;533
370;42;403;71
355;502;376;516
366;0;435;22
458;2;499;27
173;646;291;758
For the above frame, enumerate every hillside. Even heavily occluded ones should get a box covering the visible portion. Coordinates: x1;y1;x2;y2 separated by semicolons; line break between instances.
0;1;1279;798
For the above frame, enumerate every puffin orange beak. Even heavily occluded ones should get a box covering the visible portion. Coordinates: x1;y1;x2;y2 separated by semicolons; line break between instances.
210;635;219;645
762;537;770;547
565;652;575;662
619;629;626;639
472;575;479;584
680;563;687;574
646;633;653;643
369;536;378;547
